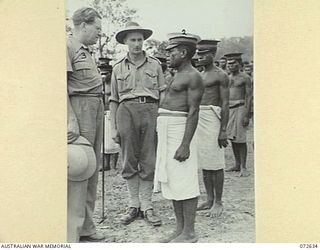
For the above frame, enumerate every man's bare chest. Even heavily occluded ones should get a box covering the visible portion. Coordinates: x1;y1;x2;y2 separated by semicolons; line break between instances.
167;77;189;92
229;75;246;88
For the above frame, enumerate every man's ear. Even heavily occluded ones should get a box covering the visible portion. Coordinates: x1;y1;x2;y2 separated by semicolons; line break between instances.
181;48;187;58
79;22;86;30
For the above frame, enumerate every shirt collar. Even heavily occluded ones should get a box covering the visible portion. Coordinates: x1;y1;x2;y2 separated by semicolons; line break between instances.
124;51;148;65
69;36;91;53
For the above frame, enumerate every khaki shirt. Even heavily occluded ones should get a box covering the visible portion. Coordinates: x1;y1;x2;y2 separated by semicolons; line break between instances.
66;37;103;95
109;53;166;103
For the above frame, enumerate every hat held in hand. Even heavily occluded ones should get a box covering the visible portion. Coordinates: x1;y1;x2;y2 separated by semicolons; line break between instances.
68;136;96;182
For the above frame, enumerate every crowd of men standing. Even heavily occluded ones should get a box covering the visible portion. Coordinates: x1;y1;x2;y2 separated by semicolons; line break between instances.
66;7;253;243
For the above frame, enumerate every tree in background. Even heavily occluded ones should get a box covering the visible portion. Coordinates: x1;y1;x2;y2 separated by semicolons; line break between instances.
217;36;253;61
89;0;138;59
144;39;168;56
66;2;252;62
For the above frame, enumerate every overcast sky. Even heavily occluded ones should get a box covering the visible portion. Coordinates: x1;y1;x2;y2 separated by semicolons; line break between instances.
66;0;253;41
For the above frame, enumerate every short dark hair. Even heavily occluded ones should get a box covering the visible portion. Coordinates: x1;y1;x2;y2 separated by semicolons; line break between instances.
177;44;196;59
72;7;101;26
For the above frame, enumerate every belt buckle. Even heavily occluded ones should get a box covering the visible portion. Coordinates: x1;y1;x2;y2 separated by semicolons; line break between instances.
139;96;146;103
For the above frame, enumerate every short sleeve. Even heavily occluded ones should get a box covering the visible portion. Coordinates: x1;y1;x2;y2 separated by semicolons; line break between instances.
66;46;73;73
109;70;119;103
157;64;166;92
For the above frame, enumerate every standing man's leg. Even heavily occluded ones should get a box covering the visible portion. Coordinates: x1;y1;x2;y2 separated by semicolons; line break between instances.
67;180;88;243
197;170;214;210
226;142;241;172
117;103;141;224
238;143;249;177
80;98;104;240
121;174;140;224
160;200;184;243
112;153;119;169
70;97;105;241
171;197;198;243
139;103;161;225
210;169;224;217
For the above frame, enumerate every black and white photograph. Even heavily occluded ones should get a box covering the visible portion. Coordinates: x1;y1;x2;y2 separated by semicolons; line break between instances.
66;0;254;243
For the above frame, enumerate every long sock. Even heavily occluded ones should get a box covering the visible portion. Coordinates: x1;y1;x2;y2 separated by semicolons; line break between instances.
126;175;140;208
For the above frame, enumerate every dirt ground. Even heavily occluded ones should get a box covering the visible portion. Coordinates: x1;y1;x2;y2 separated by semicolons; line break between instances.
93;123;255;243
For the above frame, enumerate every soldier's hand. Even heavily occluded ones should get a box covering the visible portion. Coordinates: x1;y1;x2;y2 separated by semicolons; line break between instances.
242;116;250;127
174;145;190;162
218;130;228;148
67;119;80;143
111;128;120;145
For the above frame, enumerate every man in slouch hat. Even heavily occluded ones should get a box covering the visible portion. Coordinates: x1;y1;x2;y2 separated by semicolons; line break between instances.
109;22;165;226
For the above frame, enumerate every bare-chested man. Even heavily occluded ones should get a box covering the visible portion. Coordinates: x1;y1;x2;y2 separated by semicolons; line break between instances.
154;31;204;243
224;53;252;177
195;40;229;217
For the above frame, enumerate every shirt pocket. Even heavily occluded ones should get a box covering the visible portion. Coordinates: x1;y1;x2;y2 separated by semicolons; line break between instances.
116;72;132;94
143;69;158;89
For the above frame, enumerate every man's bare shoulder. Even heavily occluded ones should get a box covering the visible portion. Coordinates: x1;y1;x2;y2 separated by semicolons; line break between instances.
239;72;251;80
212;67;229;82
188;68;203;88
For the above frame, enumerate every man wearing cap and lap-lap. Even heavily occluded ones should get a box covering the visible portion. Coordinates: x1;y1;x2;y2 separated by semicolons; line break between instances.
66;7;105;242
109;22;165;226
195;40;229;217
154;30;204;243
225;53;252;177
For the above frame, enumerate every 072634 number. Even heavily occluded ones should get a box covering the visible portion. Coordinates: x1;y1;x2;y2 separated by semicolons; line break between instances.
300;244;318;248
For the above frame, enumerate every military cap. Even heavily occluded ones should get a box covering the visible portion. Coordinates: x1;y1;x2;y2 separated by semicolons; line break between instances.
197;39;220;54
224;53;243;62
166;29;201;51
116;21;153;44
